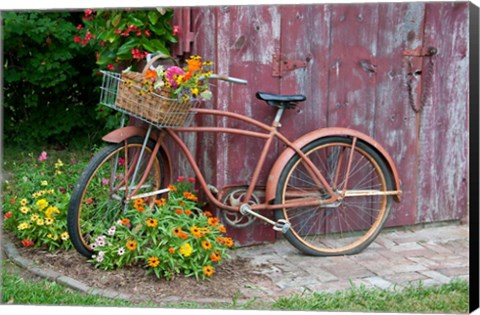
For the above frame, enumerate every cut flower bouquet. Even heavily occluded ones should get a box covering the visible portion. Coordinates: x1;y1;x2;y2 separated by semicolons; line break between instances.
127;54;214;103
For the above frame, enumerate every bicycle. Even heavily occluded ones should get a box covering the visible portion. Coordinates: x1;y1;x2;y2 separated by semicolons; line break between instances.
67;55;402;258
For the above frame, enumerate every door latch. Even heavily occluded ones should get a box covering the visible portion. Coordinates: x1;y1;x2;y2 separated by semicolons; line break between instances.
402;46;438;57
272;53;307;77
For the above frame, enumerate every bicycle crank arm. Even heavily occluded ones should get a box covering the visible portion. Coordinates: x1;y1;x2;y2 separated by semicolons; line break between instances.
240;204;291;233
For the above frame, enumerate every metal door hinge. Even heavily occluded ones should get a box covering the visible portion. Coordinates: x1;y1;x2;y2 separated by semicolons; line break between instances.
402;46;438;57
272;54;307;77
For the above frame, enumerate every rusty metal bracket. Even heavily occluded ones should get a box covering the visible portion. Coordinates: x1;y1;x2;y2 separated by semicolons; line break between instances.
272;54;307;77
402;46;438;57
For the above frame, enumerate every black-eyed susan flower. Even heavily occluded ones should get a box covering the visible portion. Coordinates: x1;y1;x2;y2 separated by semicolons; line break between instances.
210;251;221;262
201;240;212;250
203;265;215;277
190;226;203;238
148;256;160;268
126;240;137;251
146;218;158;228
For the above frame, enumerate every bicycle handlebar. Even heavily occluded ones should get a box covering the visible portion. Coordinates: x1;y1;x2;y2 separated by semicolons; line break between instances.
209;74;248;85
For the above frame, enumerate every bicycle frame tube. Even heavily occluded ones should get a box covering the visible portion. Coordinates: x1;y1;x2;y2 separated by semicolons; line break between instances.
162;107;339;212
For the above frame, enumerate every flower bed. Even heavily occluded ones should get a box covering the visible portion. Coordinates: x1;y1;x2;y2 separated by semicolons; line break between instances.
88;177;234;280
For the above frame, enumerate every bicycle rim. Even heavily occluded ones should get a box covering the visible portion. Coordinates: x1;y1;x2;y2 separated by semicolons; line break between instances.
72;139;162;255
276;136;392;256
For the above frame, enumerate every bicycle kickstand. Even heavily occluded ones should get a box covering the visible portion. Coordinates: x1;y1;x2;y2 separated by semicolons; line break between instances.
239;204;291;234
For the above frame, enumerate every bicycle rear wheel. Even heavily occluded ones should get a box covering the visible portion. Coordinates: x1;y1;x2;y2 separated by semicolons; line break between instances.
275;136;393;256
67;136;165;257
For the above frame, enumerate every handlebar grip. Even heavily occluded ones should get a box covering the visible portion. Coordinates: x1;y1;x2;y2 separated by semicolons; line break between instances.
209;74;248;85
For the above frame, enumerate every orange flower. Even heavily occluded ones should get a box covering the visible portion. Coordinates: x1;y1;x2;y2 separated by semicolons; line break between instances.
187;58;202;73
179;232;188;239
190;226;203;238
146;218;158;228
224;237;234;248
145;69;157;79
154;198;166;206
208;217;220;227
167;184;177;192
148;256;160;268
175;209;183;215
184;209;192;216
168;247;175;254
201;240;212;250
203;211;213;217
203;265;215;277
172;227;183;236
210;251;221;262
183;192;198;202
126;240;137;251
121;218;131;225
85;197;93;205
218;225;227;233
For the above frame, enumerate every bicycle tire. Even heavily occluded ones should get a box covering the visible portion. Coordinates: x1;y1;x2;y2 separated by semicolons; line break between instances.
275;136;393;256
67;136;165;258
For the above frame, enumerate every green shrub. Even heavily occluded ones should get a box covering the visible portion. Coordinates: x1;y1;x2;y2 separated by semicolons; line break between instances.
2;11;112;147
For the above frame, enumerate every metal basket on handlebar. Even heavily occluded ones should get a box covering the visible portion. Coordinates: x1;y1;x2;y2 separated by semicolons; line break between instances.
99;71;201;128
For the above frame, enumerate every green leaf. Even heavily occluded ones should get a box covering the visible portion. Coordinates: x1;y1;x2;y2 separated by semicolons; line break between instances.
148;11;160;25
141;39;168;55
112;13;122;28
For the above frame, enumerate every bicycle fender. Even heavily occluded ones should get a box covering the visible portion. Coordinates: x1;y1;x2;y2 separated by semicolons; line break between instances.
266;127;402;204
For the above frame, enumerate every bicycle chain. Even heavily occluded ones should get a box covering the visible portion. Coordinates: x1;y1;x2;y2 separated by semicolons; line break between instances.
406;48;437;113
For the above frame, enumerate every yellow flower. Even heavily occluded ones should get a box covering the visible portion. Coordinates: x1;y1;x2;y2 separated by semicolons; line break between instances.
30;214;39;222
41;180;48;186
45;206;60;219
36;218;44;226
191;87;199;97
20;206;30;214
17;222;30;230
20;199;28;206
54;159;64;168
179;243;193;257
201;240;212;250
60;232;69;241
45;218;54;225
36;199;49;210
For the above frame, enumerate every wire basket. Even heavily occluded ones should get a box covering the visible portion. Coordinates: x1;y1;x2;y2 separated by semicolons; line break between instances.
99;65;201;128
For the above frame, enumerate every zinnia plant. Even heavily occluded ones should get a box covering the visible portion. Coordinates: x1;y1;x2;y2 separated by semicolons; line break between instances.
74;8;177;70
88;177;234;280
2;151;84;251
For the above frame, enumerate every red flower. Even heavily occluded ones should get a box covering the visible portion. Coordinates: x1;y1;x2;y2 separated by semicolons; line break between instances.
144;30;151;37
85;197;93;205
188;177;196;183
4;212;13;219
177;176;185;182
77;24;83;30
74;36;81;43
22;239;34;248
107;64;115;71
10;198;16;205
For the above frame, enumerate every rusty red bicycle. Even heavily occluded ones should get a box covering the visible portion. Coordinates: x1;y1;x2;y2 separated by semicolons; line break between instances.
68;56;402;258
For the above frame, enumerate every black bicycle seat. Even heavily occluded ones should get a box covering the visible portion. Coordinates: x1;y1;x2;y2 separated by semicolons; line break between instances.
256;92;306;109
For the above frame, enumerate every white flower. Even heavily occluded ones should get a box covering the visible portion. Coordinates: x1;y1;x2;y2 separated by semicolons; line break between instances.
117;247;125;256
95;235;106;247
155;65;165;77
108;226;116;236
200;90;213;101
96;252;104;263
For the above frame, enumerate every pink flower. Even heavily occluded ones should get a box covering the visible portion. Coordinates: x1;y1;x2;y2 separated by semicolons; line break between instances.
188;177;196;183
177;176;185;182
165;66;185;88
172;25;180;36
101;178;110;186
77;24;83;30
118;157;125;166
38;151;48;161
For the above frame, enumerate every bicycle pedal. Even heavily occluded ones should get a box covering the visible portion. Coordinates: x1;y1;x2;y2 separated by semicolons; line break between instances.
208;184;219;196
273;219;291;234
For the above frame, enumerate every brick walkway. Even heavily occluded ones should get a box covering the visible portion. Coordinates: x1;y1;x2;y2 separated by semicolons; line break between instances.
233;223;469;299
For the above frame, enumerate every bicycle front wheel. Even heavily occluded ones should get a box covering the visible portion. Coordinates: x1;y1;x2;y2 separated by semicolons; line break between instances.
67;136;165;257
275;136;393;256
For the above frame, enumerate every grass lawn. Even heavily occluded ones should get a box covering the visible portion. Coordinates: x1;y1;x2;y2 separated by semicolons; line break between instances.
1;259;469;313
